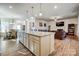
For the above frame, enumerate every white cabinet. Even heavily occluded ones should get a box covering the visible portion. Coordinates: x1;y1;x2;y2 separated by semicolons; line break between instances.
33;41;40;56
24;34;29;48
19;32;23;43
29;38;34;52
20;32;55;56
28;34;54;56
28;35;40;55
20;31;25;44
19;31;27;46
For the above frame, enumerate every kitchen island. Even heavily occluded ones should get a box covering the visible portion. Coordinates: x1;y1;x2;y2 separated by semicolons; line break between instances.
19;32;55;56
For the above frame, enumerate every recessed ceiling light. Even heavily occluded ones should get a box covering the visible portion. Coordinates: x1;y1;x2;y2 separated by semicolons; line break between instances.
9;6;13;8
54;5;57;9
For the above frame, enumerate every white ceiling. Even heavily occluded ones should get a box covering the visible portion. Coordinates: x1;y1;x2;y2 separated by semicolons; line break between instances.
0;3;79;20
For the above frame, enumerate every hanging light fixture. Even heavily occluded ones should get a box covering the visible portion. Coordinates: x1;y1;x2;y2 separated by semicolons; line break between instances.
39;3;43;16
26;10;28;16
30;6;34;19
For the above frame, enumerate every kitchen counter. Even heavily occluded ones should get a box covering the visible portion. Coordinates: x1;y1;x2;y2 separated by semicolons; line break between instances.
20;31;55;56
26;32;54;37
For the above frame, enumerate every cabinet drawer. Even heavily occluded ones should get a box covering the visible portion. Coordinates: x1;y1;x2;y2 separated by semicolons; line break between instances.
29;38;40;45
29;35;40;41
33;39;40;44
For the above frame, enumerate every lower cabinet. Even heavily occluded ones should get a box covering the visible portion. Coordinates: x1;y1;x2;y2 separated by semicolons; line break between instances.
28;34;54;56
33;42;40;56
24;33;28;48
29;35;40;55
19;32;24;44
29;39;34;52
20;33;54;56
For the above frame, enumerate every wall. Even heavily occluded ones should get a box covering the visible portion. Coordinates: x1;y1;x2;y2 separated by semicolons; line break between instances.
77;15;79;36
35;19;48;30
48;17;78;33
25;17;78;35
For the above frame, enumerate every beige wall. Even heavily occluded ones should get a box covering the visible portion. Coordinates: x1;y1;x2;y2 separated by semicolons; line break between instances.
48;17;78;34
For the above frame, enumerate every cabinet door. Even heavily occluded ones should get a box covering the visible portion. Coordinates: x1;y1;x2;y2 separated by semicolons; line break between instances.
33;42;39;56
24;35;26;46
29;39;34;52
33;40;40;56
29;39;40;55
19;32;24;43
25;34;29;48
21;32;24;44
28;35;40;56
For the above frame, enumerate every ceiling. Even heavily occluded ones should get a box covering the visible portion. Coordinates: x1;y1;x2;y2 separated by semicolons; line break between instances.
0;3;79;20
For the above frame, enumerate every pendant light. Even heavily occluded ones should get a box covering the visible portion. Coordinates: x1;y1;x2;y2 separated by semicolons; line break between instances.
26;10;29;21
30;6;34;19
39;3;43;16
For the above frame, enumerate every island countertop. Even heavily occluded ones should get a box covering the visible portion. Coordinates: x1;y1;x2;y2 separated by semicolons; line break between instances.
26;31;55;37
20;31;55;56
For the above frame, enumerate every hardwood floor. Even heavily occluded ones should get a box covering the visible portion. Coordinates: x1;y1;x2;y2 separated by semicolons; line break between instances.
50;35;79;56
1;38;33;56
1;35;79;56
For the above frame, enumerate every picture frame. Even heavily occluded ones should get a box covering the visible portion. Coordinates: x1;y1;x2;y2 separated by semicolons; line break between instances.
39;22;43;27
44;23;46;27
32;22;34;27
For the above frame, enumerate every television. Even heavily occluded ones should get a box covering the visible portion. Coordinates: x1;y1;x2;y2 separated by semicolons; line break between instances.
56;22;64;26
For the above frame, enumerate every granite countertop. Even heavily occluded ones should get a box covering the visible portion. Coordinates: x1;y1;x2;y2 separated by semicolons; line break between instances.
26;32;55;37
